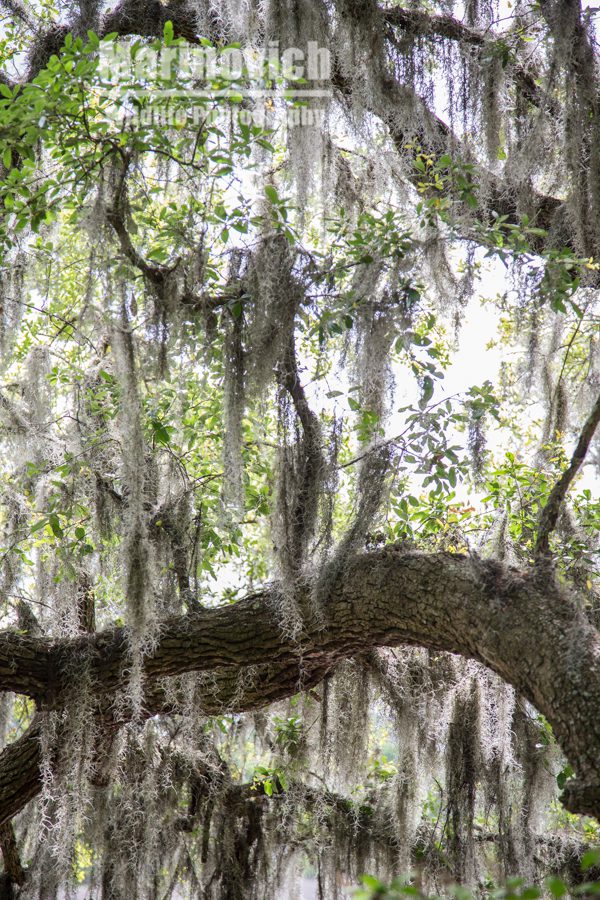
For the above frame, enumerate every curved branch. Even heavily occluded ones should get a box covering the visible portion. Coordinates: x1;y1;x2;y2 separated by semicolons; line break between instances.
105;155;175;291
535;391;600;556
277;334;326;570
1;548;600;821
1;552;595;801
331;2;566;253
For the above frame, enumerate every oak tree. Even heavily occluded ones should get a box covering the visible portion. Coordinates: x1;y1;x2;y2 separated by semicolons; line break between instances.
0;0;599;895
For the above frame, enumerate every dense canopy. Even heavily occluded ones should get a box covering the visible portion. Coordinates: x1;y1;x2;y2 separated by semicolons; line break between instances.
0;0;599;896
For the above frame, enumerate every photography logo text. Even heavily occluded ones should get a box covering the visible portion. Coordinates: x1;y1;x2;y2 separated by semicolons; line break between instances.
97;39;332;128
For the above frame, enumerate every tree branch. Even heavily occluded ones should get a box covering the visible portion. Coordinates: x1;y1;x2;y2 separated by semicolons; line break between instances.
0;0;576;257
331;2;567;254
535;392;600;556
105;155;175;290
0;634;51;700
1;548;600;821
0;0;34;27
382;5;554;114
277;333;326;571
0;717;42;828
0;820;25;888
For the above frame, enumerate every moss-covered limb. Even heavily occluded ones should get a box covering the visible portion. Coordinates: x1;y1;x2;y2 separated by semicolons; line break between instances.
330;1;566;253
99;0;200;44
537;0;600;258
0;649;334;828
1;549;600;819
105;198;169;291
535;391;600;557
0;0;579;258
276;335;326;572
0;634;52;700
382;5;551;113
0;820;25;887
84;548;600;818
0;717;42;829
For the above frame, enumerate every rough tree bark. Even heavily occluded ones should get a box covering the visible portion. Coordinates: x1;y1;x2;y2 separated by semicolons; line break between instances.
0;548;599;825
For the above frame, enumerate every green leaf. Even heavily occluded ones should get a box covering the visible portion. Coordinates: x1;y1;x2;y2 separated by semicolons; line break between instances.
582;849;600;872
359;875;382;889
546;877;567;898
48;514;64;539
264;184;279;204
163;20;174;44
151;420;172;446
570;300;584;318
556;763;574;790
31;519;49;534
420;376;434;408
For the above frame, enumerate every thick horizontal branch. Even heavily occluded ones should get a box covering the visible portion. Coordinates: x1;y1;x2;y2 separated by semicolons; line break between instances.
1;548;600;822
0;659;334;828
60;548;600;818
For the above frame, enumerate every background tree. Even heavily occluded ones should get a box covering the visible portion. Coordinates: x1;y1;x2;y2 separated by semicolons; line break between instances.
0;0;599;896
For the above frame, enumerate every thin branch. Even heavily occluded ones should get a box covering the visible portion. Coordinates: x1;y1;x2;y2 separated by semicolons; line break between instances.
535;392;600;556
276;318;326;570
105;155;177;290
